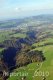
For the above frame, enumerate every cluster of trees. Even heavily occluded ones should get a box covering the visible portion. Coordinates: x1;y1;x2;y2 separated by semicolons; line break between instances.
16;50;45;67
0;37;46;69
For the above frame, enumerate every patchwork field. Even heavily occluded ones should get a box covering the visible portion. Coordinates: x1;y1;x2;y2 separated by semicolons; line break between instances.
0;15;53;80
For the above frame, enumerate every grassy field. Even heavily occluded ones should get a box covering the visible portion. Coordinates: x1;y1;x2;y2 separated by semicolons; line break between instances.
0;30;26;43
32;38;53;47
10;33;26;38
0;31;13;42
8;38;53;80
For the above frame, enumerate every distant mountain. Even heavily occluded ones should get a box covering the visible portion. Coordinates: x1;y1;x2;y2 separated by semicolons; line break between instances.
32;14;53;21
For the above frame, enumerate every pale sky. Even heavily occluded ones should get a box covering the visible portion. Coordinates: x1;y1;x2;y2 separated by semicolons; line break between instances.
0;0;53;20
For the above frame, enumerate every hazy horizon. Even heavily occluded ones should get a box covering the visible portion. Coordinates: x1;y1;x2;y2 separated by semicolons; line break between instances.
0;0;53;20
